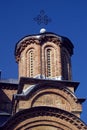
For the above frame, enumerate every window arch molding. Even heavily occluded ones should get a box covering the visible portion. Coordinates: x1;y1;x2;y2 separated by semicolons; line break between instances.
44;44;57;51
26;48;35;77
44;45;56;78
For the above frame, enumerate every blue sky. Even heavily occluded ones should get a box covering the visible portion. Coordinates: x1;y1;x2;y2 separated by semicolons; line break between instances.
0;0;87;123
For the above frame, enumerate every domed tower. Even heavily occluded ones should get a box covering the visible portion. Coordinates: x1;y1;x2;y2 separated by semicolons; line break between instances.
4;30;86;130
15;30;73;80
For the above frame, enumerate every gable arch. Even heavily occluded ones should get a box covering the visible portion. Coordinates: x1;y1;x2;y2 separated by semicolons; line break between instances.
31;91;71;112
29;85;77;112
15;84;81;114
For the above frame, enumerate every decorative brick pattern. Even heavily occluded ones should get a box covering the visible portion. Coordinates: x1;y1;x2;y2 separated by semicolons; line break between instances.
1;32;86;129
15;33;73;80
2;107;87;130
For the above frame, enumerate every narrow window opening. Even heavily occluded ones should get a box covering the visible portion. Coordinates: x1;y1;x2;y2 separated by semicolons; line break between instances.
47;49;52;77
29;51;34;77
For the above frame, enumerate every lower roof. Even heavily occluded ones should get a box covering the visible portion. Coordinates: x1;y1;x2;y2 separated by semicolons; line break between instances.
0;79;18;90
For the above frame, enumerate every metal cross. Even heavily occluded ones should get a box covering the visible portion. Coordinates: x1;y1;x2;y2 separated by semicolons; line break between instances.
34;10;51;25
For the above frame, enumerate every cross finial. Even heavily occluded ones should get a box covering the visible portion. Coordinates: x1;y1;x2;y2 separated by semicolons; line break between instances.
34;10;51;25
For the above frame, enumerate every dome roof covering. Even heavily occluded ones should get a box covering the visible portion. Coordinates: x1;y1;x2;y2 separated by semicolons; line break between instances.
15;32;74;61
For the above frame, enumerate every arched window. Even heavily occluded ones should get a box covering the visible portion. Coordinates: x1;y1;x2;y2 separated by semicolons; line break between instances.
47;49;52;77
29;50;34;77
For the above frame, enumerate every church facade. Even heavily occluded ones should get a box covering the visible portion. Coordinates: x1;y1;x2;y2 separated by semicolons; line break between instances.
0;30;87;130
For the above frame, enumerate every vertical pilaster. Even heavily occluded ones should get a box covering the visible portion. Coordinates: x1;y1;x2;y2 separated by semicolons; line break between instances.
58;44;62;79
